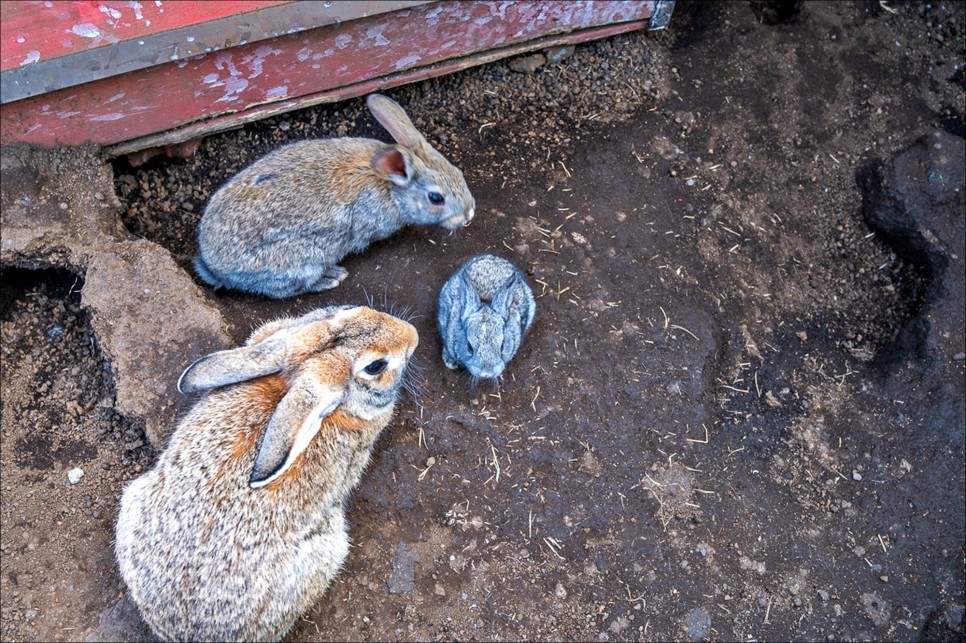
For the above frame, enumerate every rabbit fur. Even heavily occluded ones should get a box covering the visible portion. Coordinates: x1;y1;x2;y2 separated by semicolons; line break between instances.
115;306;418;642
195;93;476;299
437;254;536;380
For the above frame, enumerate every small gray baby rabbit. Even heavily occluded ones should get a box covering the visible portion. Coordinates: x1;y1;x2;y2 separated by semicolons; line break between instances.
115;306;418;642
194;93;475;299
438;254;536;380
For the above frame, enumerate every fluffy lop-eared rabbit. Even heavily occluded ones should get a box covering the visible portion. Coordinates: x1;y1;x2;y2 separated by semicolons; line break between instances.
115;306;418;642
194;93;476;299
438;254;536;381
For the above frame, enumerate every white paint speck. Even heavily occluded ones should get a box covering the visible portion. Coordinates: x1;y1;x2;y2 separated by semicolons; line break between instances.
129;1;144;20
211;53;249;103
71;23;102;38
186;35;195;42
90;113;126;121
108;92;126;102
365;25;390;47
99;4;122;19
394;53;420;70
16;36;25;43
266;86;288;99
334;34;352;49
20;50;40;66
43;1;53;7
67;468;84;484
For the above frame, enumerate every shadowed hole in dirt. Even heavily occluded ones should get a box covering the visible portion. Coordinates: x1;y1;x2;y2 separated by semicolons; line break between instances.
855;162;936;367
938;103;965;139
0;267;156;470
750;0;804;25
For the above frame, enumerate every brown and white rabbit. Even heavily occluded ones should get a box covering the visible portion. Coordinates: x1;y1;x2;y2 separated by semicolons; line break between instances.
114;305;418;642
194;93;476;299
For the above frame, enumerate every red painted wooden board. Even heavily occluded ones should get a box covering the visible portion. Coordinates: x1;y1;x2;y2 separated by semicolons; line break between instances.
1;1;657;151
1;1;290;72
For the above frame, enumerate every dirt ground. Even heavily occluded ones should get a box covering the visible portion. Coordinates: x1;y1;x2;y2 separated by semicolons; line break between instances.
1;1;964;641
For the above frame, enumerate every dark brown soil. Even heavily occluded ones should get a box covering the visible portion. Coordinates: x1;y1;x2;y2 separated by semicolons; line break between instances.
1;1;963;641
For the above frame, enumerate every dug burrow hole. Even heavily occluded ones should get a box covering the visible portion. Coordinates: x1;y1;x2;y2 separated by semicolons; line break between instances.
855;162;936;367
0;267;156;476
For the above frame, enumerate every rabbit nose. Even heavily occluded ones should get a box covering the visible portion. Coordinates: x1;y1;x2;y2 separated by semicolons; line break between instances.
463;208;475;226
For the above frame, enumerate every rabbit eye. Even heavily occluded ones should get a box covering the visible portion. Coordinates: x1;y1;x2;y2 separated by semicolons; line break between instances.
466;343;474;355
364;359;388;376
428;191;445;205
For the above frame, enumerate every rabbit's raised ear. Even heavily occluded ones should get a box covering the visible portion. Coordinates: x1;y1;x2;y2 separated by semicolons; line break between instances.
178;337;289;394
493;274;520;312
459;273;481;320
494;275;532;329
366;94;427;149
250;373;345;489
371;146;413;187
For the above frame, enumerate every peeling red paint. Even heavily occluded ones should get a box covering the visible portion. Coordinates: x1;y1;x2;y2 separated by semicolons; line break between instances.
1;1;658;152
0;1;290;72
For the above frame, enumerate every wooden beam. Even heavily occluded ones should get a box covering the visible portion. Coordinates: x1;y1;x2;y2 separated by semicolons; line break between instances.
1;1;659;152
1;1;432;103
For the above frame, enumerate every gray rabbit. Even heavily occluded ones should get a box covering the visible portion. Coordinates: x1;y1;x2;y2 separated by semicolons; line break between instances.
438;254;536;380
194;94;475;299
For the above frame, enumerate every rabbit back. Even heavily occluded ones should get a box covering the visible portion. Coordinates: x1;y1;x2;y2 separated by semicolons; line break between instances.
116;306;418;641
438;254;535;380
116;378;362;641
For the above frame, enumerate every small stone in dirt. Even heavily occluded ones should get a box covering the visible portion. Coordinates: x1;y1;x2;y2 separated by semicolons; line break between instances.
953;352;965;360
555;582;568;600
67;467;84;484
545;45;575;64
818;589;830;602
387;542;419;594
852;470;863;481
578;449;603;478
764;390;782;408
684;607;712;641
509;53;546;73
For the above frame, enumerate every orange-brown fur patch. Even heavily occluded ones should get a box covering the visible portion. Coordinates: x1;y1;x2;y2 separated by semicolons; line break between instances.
213;375;288;488
263;409;370;491
330;148;385;205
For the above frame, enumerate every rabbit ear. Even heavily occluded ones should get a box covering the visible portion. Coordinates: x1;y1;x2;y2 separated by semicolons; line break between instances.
366;94;427;149
459;273;481;320
249;374;344;489
493;275;519;312
178;337;289;394
371;146;413;187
